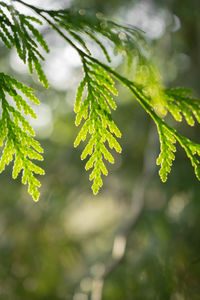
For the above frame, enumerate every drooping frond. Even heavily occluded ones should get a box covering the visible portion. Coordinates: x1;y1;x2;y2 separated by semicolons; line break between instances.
165;87;200;126
30;7;146;64
156;123;176;182
155;121;200;182
125;62;200;183
0;2;49;87
128;83;200;183
0;73;44;201
74;59;121;194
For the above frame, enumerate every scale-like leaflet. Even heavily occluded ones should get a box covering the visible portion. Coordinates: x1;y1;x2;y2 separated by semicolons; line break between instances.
156;122;176;182
165;88;200;126
177;134;200;180
155;120;200;182
0;73;44;201
0;2;49;88
155;87;200;181
74;59;121;194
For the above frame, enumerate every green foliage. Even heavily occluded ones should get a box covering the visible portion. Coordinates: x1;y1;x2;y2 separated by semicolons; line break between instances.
156;123;176;182
0;73;44;201
0;0;200;200
74;59;121;194
45;8;145;63
156;87;200;182
125;61;200;183
165;87;200;125
0;1;49;87
156;121;200;183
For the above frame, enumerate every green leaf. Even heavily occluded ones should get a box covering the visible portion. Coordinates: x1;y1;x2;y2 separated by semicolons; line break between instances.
74;59;121;194
0;73;44;201
0;3;49;88
165;88;200;126
156;123;176;182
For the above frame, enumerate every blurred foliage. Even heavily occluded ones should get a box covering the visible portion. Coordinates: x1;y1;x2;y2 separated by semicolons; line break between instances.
0;0;200;299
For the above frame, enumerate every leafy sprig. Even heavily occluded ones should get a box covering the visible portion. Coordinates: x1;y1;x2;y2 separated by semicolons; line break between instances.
0;73;44;201
165;87;200;126
155;121;200;183
125;63;200;183
126;83;200;183
44;8;146;64
0;1;49;87
74;59;121;194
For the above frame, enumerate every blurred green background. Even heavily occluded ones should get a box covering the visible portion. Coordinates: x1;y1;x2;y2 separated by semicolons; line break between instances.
0;0;200;299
